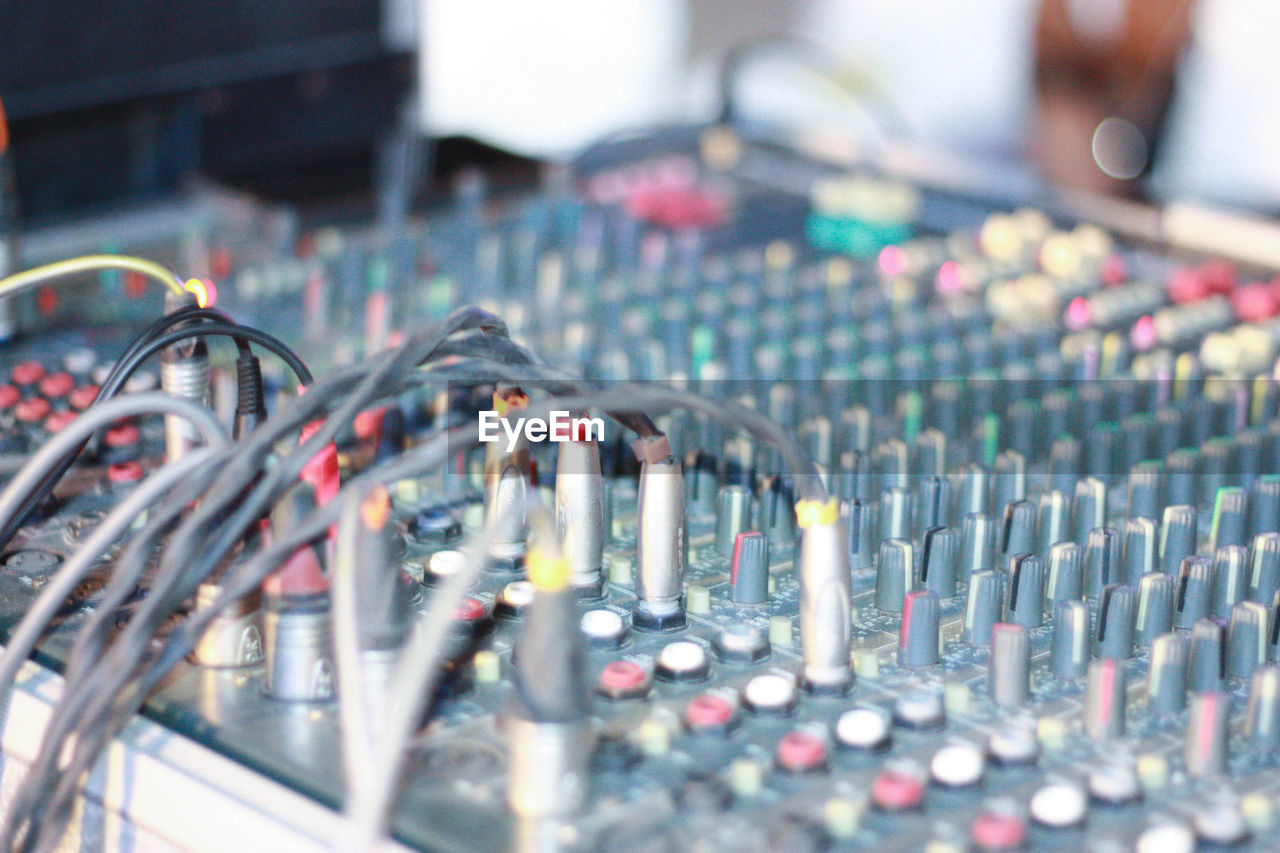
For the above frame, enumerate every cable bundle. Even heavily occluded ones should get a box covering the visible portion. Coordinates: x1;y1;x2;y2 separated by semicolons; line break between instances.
0;258;824;851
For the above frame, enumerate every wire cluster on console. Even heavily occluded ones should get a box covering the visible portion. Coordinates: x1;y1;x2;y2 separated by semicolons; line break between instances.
0;260;823;853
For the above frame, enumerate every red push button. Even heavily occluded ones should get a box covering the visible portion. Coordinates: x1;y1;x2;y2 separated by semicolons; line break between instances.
38;372;74;400
1233;282;1279;322
871;767;926;811
15;397;50;423
971;810;1027;851
104;422;140;447
685;693;736;732
69;385;99;411
44;411;78;434
776;731;827;773
1167;267;1208;304
10;361;45;387
596;660;651;701
454;596;487;622
107;461;144;484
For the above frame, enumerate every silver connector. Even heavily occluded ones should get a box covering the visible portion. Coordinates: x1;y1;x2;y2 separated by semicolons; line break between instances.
506;717;591;818
796;498;852;689
555;437;604;592
484;396;532;559
192;582;264;668
160;346;211;463
264;603;335;702
634;456;686;621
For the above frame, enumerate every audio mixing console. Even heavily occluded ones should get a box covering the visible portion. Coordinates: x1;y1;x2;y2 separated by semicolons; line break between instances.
0;127;1279;852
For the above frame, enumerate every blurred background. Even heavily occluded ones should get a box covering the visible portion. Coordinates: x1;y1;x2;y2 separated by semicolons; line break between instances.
2;0;1277;224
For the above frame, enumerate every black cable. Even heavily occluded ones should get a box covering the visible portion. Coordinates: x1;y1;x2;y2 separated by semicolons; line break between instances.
424;331;661;438
100;322;313;394
0;312;299;546
45;362;827;849
0;318;312;548
22;432;462;853
12;311;516;842
4;311;388;850
112;305;240;369
14;310;760;850
0;460;228;852
26;310;508;779
46;349;810;769
11;328;479;851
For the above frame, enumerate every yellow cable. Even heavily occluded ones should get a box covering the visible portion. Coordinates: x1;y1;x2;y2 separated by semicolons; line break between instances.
0;255;186;300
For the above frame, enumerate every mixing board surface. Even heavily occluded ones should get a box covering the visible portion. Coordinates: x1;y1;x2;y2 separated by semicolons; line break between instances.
2;131;1280;852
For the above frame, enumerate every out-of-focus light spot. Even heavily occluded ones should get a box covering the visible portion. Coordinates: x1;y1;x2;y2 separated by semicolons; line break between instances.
1040;233;1082;279
1199;259;1236;294
1065;296;1091;331
1233;282;1279;322
1131;314;1157;351
37;286;57;316
979;215;1021;263
879;245;907;277
936;260;965;294
1100;253;1127;286
1091;118;1147;180
184;278;217;308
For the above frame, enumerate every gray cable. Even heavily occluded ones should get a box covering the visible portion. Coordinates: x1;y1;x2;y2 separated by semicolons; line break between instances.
0;447;222;702
0;392;228;547
331;484;380;801
341;488;528;851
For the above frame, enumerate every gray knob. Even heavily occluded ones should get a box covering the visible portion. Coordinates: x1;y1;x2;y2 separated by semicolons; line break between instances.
840;498;875;570
962;569;1004;646
1050;599;1090;679
1126;462;1161;521
1210;487;1247;550
899;589;941;668
879;486;913;544
989;623;1031;707
1135;572;1174;648
1211;545;1248;618
875;538;914;613
1084;657;1126;741
1248;532;1280;605
920;525;959;600
1173;557;1214;629
1047;542;1084;603
957;464;988;516
1093;584;1135;661
1227;600;1269;680
1245;665;1280;752
960;512;996;578
730;530;770;604
1005;553;1046;628
1071;477;1107;546
917;475;951;531
715;485;753;555
1037;489;1069;555
1000;499;1037;560
1159;505;1198;574
993;450;1027;513
1084;527;1121;602
1188;618;1227;693
1122;518;1157;585
1249;476;1280;539
1146;632;1189;713
1185;691;1231;778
